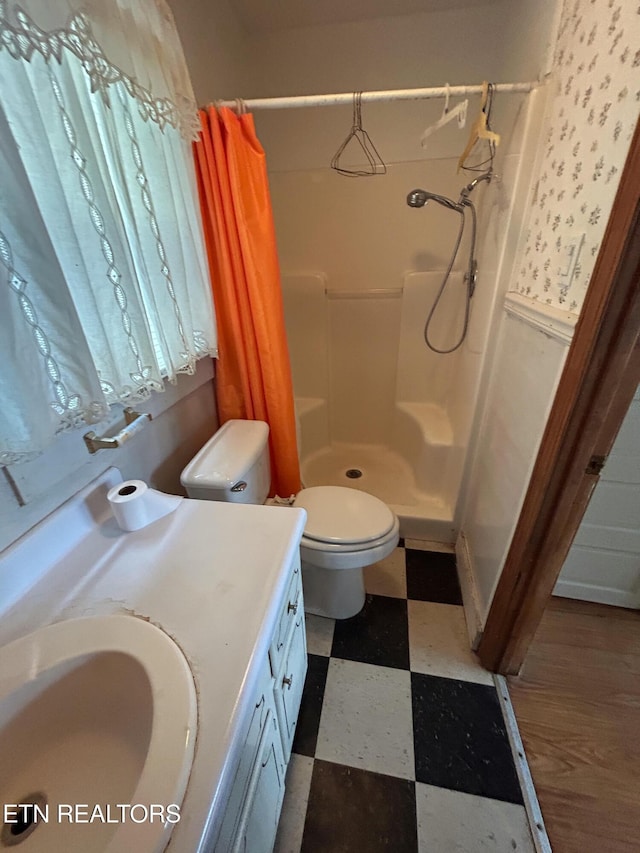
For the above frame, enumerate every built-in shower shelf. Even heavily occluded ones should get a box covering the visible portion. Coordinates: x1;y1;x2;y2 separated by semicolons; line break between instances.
396;402;453;446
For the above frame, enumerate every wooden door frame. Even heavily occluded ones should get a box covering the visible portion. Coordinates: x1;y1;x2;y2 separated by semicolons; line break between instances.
478;118;640;676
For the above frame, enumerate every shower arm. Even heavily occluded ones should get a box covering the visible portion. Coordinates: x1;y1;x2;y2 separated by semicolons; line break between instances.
460;170;493;199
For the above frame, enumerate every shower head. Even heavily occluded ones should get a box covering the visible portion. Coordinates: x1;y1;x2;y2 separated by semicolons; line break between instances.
408;169;493;212
406;189;430;208
406;189;462;212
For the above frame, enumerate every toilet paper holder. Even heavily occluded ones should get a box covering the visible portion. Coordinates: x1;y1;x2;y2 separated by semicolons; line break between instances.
84;408;152;454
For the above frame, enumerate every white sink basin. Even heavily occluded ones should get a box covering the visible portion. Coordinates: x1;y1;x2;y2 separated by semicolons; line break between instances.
0;615;197;853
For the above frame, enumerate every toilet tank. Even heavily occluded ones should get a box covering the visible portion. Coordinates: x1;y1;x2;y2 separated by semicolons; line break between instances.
180;420;271;504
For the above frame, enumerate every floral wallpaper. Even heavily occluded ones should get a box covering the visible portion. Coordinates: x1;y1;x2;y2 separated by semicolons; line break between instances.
515;0;640;312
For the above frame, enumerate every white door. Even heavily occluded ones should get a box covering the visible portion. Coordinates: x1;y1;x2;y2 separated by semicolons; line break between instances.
554;384;640;608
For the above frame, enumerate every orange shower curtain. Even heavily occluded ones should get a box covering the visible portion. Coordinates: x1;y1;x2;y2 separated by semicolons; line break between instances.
193;106;301;498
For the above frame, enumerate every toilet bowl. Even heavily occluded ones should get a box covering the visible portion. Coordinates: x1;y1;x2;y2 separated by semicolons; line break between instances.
293;486;399;618
180;420;400;619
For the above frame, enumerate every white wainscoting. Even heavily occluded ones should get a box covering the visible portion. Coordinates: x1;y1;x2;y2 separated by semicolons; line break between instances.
457;294;573;626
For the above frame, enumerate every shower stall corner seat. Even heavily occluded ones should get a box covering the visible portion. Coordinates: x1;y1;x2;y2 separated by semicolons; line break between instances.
297;398;459;543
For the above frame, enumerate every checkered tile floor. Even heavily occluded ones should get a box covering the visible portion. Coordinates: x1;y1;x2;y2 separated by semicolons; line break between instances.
274;541;535;852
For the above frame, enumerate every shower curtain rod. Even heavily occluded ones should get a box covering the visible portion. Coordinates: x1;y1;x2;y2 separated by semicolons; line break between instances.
215;81;537;111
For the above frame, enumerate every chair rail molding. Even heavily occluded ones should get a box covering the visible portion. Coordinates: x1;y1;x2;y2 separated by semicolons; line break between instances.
504;292;577;345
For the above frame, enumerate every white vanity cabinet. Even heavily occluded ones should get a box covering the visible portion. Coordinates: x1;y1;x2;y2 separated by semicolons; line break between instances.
0;471;311;853
214;552;307;853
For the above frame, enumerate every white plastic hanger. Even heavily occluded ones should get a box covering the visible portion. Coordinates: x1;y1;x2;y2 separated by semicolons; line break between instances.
420;83;468;149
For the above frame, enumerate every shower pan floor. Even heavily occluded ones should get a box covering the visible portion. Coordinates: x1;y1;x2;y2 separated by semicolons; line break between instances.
301;442;454;541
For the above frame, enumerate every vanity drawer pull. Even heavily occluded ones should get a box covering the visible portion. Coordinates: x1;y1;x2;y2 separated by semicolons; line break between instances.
282;674;293;690
287;601;298;615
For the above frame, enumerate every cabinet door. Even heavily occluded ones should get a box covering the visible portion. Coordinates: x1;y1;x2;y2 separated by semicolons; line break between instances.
232;709;286;853
214;659;273;853
274;614;307;760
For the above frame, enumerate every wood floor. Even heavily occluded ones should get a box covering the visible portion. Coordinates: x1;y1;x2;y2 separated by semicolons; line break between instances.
507;597;640;853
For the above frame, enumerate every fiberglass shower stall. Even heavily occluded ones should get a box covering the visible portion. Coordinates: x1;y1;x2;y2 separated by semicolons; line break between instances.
283;265;472;542
257;82;548;543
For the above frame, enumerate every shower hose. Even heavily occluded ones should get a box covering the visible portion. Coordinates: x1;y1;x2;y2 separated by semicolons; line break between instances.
424;199;477;354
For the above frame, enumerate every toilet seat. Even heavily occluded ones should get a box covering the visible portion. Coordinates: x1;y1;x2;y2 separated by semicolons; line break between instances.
294;486;395;545
294;486;400;570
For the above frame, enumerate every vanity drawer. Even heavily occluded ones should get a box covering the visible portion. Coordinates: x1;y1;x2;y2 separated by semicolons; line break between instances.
269;554;302;676
274;612;307;761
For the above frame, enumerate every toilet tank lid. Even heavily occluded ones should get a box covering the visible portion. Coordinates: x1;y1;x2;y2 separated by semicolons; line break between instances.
294;486;395;545
180;420;269;489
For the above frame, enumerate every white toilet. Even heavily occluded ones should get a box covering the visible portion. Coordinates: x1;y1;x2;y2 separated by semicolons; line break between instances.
180;419;399;619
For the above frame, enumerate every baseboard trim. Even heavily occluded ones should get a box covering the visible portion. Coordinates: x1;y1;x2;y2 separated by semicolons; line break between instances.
494;675;552;853
455;532;484;650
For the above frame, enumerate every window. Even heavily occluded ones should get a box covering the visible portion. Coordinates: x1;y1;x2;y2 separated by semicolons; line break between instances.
0;0;217;465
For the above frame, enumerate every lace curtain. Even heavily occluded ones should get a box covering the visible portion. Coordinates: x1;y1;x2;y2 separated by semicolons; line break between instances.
0;0;217;465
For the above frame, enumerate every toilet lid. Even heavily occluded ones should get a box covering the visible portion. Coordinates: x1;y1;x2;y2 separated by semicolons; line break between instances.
294;486;395;545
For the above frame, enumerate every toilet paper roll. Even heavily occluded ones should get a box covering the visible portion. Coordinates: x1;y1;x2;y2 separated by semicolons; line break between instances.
107;480;182;532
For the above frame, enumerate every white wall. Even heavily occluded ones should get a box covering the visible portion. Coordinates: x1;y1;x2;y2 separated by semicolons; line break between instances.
168;0;254;102
458;0;640;629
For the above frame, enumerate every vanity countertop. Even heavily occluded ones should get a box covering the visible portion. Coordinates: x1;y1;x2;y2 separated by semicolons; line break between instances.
0;468;307;853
